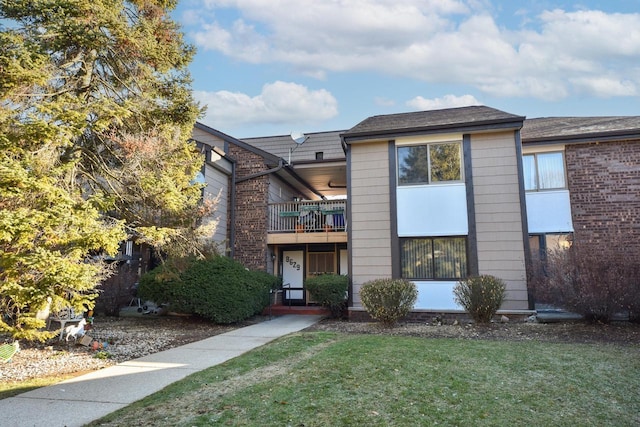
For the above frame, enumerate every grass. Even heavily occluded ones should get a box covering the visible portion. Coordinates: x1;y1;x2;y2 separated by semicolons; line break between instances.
89;331;640;427
0;373;81;400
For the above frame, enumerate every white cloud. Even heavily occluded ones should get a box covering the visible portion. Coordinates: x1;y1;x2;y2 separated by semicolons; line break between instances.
406;94;481;110
192;0;468;73
195;81;338;129
570;76;637;97
193;20;269;63
179;8;204;26
189;1;640;101
374;97;396;107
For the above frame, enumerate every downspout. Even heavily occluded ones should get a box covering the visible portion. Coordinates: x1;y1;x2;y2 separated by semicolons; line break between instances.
235;159;285;183
228;155;237;259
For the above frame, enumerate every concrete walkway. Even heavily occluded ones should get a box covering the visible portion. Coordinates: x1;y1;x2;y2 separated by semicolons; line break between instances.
0;315;322;427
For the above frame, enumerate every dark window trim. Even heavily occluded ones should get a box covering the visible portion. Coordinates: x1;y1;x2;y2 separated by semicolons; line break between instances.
463;134;478;276
396;141;464;186
389;141;401;279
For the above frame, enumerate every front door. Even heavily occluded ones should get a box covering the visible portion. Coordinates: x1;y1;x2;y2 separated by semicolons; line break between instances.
282;250;304;304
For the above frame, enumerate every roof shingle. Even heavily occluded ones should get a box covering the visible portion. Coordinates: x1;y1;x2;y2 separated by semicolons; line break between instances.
342;105;525;139
521;116;640;143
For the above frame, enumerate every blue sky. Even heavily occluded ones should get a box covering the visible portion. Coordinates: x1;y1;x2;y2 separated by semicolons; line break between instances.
172;1;640;138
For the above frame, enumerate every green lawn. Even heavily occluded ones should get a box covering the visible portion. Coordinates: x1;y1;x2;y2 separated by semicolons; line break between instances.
90;332;639;426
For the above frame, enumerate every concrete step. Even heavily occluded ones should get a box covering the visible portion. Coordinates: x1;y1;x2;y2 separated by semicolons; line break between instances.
263;304;330;316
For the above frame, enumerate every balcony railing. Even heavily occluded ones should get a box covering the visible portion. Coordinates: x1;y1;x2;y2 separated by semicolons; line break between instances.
269;200;346;233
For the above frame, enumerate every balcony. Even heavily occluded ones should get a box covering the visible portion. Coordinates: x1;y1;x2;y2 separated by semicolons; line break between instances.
267;200;347;244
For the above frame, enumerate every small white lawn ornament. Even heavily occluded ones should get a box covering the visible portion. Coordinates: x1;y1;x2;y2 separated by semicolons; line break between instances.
65;318;87;342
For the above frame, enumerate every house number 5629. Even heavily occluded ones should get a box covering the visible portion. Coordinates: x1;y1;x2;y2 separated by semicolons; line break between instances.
285;256;301;271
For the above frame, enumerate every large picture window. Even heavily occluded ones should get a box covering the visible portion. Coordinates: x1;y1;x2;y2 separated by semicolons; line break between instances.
523;152;566;191
398;142;462;185
401;237;467;280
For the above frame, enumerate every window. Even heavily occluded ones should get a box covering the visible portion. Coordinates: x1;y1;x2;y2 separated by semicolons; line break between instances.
529;233;573;260
308;252;335;276
398;142;462;185
529;233;573;278
523;152;566;191
401;237;467;280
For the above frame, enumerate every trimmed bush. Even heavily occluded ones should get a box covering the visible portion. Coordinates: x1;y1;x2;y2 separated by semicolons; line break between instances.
138;256;278;324
305;274;349;318
454;275;506;323
360;278;417;326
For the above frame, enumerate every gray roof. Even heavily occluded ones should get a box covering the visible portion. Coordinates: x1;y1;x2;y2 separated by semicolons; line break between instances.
342;106;525;140
521;116;640;144
194;122;325;199
242;130;346;163
194;122;281;166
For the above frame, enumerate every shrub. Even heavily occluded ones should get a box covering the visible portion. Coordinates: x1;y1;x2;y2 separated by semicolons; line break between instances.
249;270;282;313
454;275;506;323
138;256;277;324
360;278;417;326
531;242;640;323
305;274;349;318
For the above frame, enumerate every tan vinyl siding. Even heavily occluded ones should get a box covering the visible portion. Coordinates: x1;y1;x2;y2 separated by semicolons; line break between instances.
192;128;226;150
192;128;230;253
268;176;298;204
350;142;392;306
203;166;229;251
471;132;528;310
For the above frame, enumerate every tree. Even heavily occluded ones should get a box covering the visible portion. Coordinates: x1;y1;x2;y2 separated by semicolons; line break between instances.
0;0;207;340
397;143;461;185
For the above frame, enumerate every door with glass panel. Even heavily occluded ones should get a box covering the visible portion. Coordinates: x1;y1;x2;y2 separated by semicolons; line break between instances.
282;250;304;304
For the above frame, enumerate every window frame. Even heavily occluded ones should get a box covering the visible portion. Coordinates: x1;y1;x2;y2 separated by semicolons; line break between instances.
308;251;335;276
528;233;573;279
523;151;567;192
397;141;464;186
400;236;468;281
529;233;573;258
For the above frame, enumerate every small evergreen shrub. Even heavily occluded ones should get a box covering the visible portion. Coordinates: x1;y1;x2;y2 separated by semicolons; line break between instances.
138;256;277;324
360;278;417;326
249;270;282;313
454;275;506;323
305;274;349;318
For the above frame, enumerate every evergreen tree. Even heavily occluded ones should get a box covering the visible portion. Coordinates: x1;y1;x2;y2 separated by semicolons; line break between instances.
0;0;206;340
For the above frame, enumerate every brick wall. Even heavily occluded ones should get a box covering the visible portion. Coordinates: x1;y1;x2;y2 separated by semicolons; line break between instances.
229;145;270;271
565;139;640;252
